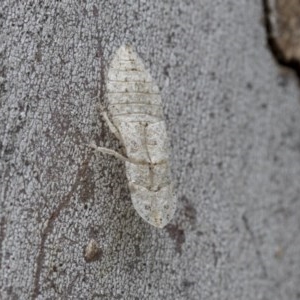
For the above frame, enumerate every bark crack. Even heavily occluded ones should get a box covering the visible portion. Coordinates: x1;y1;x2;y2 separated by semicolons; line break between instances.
0;217;6;270
32;155;92;299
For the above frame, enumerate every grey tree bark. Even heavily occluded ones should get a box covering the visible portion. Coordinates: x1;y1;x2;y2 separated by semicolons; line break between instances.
1;1;300;299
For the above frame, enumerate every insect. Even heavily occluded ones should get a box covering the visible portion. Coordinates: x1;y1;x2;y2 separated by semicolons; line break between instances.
91;44;176;228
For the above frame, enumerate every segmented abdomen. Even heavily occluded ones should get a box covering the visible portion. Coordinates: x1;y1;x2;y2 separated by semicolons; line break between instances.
106;45;164;124
104;45;176;228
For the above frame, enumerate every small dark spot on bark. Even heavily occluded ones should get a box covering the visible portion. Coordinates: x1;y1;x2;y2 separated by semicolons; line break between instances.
82;8;88;16
5;251;11;259
165;224;185;254
212;242;221;267
210;72;216;81
95;44;103;59
196;230;204;236
167;33;174;44
277;74;289;87
182;279;195;288
224;105;230;113
217;161;223;169
187;161;193;169
35;47;42;62
163;64;170;76
4;145;14;156
261;103;268;109
134;244;141;257
92;5;99;17
15;124;23;133
246;82;253;90
181;195;197;225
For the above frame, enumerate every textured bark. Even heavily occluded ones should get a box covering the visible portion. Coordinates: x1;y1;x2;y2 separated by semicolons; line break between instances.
1;1;300;299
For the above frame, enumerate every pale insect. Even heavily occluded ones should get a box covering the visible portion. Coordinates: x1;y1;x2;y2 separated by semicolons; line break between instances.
91;45;176;228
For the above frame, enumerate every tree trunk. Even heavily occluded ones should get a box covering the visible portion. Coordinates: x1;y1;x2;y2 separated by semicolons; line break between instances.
1;1;300;299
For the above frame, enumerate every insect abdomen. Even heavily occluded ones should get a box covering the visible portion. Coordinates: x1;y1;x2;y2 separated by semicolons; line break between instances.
104;45;176;228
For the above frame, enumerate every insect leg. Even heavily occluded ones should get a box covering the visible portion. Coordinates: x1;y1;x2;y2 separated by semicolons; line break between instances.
89;143;129;162
89;143;144;166
98;104;122;141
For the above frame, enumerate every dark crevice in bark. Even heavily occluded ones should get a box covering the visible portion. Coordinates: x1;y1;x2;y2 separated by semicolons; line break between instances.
262;0;300;79
0;217;6;270
32;156;92;299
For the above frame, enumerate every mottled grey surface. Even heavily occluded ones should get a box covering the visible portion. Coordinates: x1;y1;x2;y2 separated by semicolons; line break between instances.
1;1;300;299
